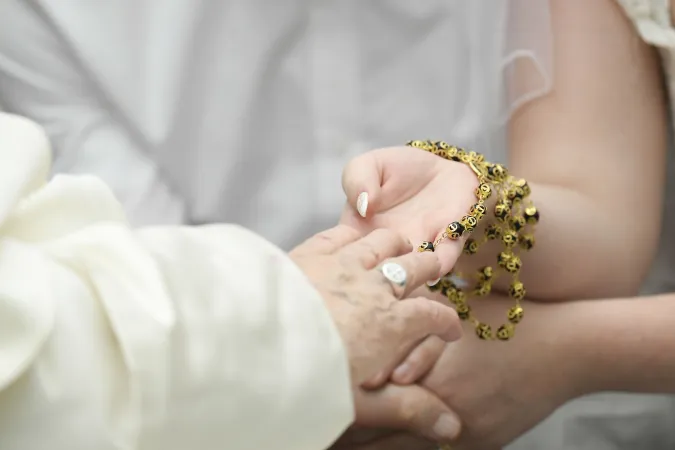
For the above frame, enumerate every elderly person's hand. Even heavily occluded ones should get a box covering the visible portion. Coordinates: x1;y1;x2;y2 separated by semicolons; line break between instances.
333;295;594;450
290;225;463;442
340;146;479;276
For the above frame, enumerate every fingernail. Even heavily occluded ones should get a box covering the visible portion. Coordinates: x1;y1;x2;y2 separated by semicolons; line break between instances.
356;192;368;218
433;414;461;440
427;277;441;287
393;363;411;383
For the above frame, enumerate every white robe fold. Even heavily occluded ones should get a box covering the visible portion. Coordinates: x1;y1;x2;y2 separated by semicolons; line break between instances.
0;113;354;450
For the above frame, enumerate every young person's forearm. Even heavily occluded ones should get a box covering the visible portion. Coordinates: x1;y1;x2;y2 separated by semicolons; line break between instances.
457;181;654;302
570;293;675;394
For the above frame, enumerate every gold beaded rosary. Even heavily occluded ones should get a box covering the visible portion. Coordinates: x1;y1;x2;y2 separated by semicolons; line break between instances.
406;140;539;341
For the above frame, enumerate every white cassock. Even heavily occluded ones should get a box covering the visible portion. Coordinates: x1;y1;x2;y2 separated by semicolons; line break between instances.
0;113;353;450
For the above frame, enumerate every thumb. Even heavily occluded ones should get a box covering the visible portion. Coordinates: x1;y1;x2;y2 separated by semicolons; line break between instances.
342;152;383;218
354;384;462;444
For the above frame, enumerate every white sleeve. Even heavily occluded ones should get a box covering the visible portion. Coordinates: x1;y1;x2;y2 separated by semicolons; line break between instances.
0;0;184;227
0;114;354;450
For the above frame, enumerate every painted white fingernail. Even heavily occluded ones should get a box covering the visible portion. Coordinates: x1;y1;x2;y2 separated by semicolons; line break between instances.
427;278;441;287
356;192;368;218
433;414;461;440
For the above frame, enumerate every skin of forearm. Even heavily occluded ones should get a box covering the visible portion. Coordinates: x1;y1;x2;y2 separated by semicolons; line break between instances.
454;181;659;302
571;293;675;395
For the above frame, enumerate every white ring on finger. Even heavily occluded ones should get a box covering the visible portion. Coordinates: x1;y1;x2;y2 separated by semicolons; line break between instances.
378;262;408;288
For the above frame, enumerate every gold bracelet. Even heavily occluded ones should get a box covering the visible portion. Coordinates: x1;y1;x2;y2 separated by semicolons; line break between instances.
406;140;539;341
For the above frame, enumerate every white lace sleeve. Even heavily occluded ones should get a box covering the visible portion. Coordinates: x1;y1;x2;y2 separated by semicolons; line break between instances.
501;0;554;120
616;0;675;48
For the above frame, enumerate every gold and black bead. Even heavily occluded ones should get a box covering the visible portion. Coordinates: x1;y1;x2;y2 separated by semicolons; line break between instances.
504;255;522;274
497;251;513;269
508;280;526;300
501;229;518;248
446;221;466;240
494;201;511;222
507;305;524;324
447;288;466;305
460;214;478;233
470;202;487;219
486;163;507;182
514;178;531;197
456;302;471;320
475;183;492;201
418;241;435;252
485;223;502;240
463;238;480;255
446;146;460;160
473;280;492;297
511;215;526;232
477;266;494;282
476;323;493;340
506;186;524;204
437;278;458;296
524;206;540;224
504;255;523;274
496;324;515;341
518;234;535;250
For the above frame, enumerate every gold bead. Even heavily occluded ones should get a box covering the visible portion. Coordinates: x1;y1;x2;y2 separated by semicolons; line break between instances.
418;241;435;252
407;140;428;149
511;215;526;232
477;265;494;281
475;323;493;340
514;178;531;196
496;324;515;341
473;280;492;297
504;255;522;274
524;206;540;224
508;280;526;300
475;183;492;201
485;223;501;240
497;251;513;269
456;302;471;320
494;201;511;222
446;221;465;240
518;233;535;250
463;238;479;255
501;229;518;248
507;305;524;324
460;214;478;233
470;202;487;219
486;163;507;182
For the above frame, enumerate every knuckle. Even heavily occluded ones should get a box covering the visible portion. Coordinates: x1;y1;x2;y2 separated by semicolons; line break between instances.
396;393;425;424
361;242;382;266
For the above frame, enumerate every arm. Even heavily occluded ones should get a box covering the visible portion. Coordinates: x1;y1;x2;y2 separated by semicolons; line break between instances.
470;0;668;300
566;293;675;394
0;114;353;450
0;0;184;226
332;291;675;450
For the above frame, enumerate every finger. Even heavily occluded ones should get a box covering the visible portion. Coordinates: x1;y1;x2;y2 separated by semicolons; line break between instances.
361;335;425;389
354;384;462;443
342;152;383;218
292;225;363;256
341;228;413;268
431;229;466;276
376;251;441;298
392;297;462;343
392;336;448;385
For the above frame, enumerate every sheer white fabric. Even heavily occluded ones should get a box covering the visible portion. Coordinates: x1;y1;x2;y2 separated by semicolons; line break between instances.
0;113;353;450
0;0;552;250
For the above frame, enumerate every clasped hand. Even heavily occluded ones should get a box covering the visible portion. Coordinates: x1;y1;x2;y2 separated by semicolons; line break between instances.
290;225;463;442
